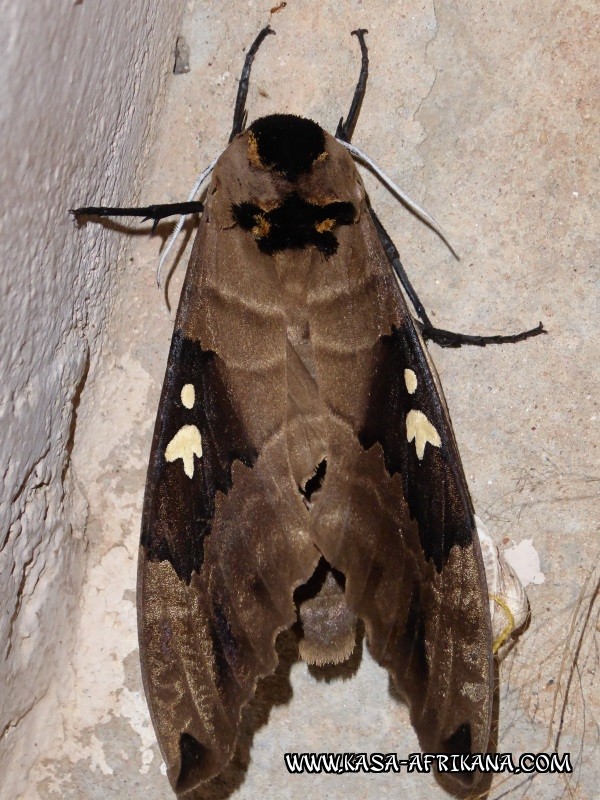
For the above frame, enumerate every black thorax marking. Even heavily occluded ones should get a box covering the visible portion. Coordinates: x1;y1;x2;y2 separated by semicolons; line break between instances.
232;191;355;256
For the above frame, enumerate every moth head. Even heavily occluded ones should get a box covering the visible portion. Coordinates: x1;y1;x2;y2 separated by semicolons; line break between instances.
246;114;326;181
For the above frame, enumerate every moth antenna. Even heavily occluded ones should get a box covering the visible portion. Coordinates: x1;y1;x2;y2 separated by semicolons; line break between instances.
156;156;218;287
158;25;274;284
229;25;275;141
336;28;369;143
337;139;460;260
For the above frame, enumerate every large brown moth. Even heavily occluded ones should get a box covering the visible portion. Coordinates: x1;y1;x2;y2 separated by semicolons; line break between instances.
73;26;542;796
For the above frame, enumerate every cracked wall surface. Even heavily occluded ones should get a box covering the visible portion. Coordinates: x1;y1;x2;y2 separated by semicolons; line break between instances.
0;2;187;798
10;1;598;798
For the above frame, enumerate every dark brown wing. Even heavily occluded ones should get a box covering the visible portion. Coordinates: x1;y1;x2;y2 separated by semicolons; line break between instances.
306;169;494;788
138;190;317;793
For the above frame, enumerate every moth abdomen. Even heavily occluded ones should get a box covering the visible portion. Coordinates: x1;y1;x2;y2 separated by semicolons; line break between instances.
294;557;358;666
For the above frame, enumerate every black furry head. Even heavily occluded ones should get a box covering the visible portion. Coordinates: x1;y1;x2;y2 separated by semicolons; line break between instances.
248;115;325;181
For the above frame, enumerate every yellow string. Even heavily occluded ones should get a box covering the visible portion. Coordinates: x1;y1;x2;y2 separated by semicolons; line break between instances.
489;594;515;654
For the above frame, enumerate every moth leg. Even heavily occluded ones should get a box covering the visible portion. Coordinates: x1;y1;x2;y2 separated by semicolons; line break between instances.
420;320;546;348
336;28;369;143
71;201;204;232
369;204;434;327
369;202;547;348
229;25;275;142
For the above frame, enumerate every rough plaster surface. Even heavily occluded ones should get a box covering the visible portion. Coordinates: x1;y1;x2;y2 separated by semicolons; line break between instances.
13;1;598;798
0;2;186;798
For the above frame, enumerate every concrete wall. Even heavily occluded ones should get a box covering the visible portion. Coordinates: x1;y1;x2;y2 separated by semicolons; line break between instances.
0;2;185;797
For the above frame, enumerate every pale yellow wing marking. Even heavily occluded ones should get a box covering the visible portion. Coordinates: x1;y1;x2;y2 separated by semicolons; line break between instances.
165;425;203;478
181;383;196;409
404;368;418;395
406;409;441;460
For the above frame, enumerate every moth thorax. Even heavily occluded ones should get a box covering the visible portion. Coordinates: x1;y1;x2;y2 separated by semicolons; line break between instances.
294;558;357;666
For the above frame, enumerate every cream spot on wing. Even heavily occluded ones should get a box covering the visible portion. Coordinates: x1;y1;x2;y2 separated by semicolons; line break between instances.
404;368;418;394
180;383;195;409
406;409;441;460
165;424;202;478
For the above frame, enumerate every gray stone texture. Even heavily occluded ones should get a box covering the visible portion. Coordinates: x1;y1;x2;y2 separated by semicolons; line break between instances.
3;1;597;799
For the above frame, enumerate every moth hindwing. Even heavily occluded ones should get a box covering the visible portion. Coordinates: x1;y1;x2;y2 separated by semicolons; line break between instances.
73;25;540;797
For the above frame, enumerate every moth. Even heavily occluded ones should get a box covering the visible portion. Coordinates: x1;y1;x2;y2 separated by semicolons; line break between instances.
73;27;541;796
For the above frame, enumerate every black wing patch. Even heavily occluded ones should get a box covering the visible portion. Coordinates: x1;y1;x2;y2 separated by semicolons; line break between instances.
359;324;474;570
141;330;257;583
